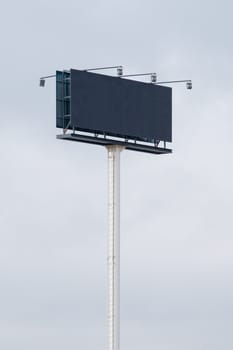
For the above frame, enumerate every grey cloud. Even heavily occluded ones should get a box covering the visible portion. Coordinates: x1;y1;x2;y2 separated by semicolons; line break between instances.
1;0;233;349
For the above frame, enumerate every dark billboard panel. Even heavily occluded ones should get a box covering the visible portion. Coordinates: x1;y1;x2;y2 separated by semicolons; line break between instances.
56;69;172;143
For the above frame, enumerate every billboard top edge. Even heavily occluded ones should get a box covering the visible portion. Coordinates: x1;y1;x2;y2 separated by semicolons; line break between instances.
70;68;172;90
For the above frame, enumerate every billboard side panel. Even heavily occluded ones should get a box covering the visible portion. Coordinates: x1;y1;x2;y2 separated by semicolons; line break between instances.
56;71;71;130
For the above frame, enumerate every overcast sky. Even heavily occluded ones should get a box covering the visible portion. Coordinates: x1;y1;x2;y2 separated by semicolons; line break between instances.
1;1;233;349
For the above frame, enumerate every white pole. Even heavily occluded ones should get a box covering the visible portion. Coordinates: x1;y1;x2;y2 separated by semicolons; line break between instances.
107;145;124;350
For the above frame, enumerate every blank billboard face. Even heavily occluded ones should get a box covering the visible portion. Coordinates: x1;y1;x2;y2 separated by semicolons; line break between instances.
56;69;172;143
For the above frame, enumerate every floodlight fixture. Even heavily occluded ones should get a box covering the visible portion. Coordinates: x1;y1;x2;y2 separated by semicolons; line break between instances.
186;81;192;90
121;72;157;83
151;73;157;84
155;79;192;90
39;66;124;87
39;74;56;87
117;66;123;77
84;65;123;75
39;78;45;87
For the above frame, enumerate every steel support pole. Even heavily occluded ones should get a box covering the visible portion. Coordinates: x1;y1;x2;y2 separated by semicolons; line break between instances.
106;145;124;350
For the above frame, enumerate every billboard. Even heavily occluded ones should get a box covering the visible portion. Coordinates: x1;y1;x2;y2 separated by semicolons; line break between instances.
56;69;172;143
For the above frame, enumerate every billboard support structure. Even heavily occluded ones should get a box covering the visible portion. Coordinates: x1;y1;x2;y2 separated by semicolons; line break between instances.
107;145;123;350
39;66;191;350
